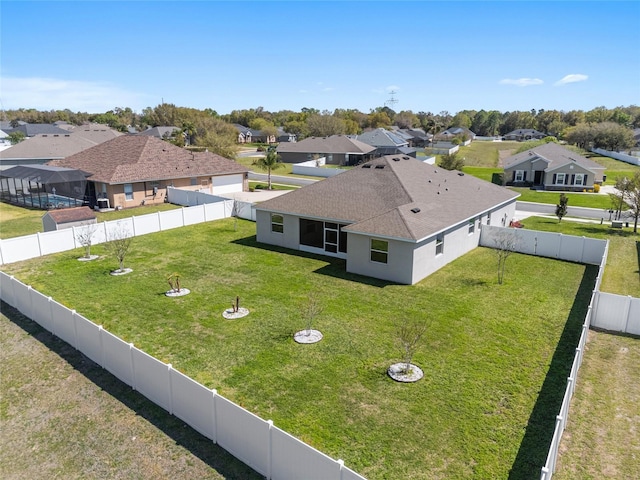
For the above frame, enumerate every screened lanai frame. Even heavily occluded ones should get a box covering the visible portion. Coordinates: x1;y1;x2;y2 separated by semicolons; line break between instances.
0;165;90;210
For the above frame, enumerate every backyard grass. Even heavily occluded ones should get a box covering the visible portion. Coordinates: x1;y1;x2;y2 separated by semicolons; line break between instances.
0;303;261;480
520;216;640;297
509;188;615;210
457;141;520;167
553;329;640;480
461;166;502;183
1;218;596;479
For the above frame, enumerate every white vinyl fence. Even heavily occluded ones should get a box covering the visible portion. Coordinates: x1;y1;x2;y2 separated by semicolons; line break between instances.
480;225;613;480
167;187;256;221
479;225;607;265
0;271;366;480
591;148;640;166
0;200;231;266
591;292;640;335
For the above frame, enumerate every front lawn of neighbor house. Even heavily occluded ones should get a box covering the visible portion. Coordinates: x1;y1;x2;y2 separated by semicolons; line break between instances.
509;188;617;210
1;218;595;479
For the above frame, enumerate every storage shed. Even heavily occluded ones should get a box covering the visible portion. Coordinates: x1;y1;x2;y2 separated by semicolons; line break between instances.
42;206;97;232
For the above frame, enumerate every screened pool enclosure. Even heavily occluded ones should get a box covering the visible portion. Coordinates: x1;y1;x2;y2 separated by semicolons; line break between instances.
0;165;90;209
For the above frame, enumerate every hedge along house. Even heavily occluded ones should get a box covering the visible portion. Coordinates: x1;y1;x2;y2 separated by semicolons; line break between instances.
503;142;606;191
256;155;519;285
48;135;249;210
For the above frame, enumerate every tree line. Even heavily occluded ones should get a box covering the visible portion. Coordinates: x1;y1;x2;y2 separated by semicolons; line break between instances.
4;103;638;157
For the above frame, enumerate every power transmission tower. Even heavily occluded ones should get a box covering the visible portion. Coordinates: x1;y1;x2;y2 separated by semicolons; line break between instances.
385;90;398;110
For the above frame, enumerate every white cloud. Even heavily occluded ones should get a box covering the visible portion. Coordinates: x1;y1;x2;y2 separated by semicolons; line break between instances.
499;78;544;87
554;74;588;86
0;76;150;112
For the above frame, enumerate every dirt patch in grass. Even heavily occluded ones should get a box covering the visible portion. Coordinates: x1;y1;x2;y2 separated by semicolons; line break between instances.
0;302;261;480
553;329;640;479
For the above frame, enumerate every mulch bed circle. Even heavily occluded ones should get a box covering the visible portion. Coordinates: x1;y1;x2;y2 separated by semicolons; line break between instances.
387;363;424;383
222;307;249;319
293;329;323;344
165;288;191;297
109;268;133;276
77;255;99;262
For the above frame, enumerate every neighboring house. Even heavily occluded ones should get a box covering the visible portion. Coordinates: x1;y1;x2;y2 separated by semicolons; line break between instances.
48;135;249;210
503;129;547;141
256;154;518;285
398;128;432;148
276;135;375;165
436;127;475;145
503;143;605;191
352;128;412;156
0;124;122;171
42;206;97;232
137;126;181;141
276;127;297;143
234;124;276;144
3;123;71;137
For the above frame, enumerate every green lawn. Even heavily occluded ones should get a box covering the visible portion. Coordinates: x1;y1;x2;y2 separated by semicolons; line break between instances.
520;216;640;297
461;166;502;183
1;218;595;479
457;141;520;167
509;188;615;210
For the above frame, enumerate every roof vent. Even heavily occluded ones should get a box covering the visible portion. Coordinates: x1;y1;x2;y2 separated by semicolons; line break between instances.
375;165;385;169
458;172;464;176
411;207;421;214
403;156;410;160
362;164;371;169
392;157;401;162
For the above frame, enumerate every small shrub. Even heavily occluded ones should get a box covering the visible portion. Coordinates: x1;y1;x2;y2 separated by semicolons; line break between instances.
594;184;601;193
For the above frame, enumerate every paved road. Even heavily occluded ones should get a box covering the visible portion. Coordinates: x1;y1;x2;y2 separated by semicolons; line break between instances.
517;200;632;221
248;172;318;187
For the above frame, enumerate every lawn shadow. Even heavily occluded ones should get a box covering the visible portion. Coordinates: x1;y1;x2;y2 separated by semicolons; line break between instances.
1;300;262;480
232;235;396;288
508;265;598;479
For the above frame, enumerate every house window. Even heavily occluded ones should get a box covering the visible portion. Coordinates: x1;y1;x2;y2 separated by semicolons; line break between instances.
124;183;133;201
468;218;475;235
435;233;444;256
190;177;198;186
555;173;566;185
370;239;388;264
271;214;284;233
515;170;525;182
574;174;584;186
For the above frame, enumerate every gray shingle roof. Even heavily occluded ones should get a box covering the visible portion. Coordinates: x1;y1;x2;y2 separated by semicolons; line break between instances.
257;155;518;242
353;128;409;148
5;124;71;137
276;135;375;154
504;143;605;173
49;135;248;184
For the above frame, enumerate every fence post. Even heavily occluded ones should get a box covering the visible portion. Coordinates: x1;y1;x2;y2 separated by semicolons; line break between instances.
98;325;105;368
36;232;43;258
211;388;218;444
580;236;586;263
0;239;4;266
540;466;550;480
71;309;79;349
556;233;562;259
167;364;174;415
131;216;137;237
129;343;136;390
623;296;632;333
338;459;344;480
157;212;163;231
267;419;273;480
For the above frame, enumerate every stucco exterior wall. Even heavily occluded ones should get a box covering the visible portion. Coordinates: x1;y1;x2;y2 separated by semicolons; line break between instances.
107;176;213;209
255;210;301;250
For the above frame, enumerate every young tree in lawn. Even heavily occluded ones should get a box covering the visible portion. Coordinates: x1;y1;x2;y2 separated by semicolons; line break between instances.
75;223;98;259
555;193;568;222
610;176;632;221
494;229;520;285
302;291;323;335
397;319;427;375
439;152;465;171
625;172;640;233
104;226;133;273
252;150;284;190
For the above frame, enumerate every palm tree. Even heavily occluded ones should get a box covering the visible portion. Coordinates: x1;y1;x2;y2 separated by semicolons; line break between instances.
252;150;284;190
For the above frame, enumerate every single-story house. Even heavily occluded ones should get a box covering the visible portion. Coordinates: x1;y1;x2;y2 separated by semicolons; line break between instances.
436;127;476;144
503;129;547;142
503;143;605;191
277;127;297;143
352;128;411;156
234;124;276;144
48;135;249;210
276;135;375;166
0;124;122;171
42;206;97;232
2;123;71;137
397;128;432;148
256;154;519;285
137;126;181;140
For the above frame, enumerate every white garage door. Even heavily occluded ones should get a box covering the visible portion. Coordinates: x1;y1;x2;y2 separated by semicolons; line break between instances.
212;174;243;194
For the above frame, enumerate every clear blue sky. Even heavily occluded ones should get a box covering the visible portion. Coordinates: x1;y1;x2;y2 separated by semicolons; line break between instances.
1;1;639;115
